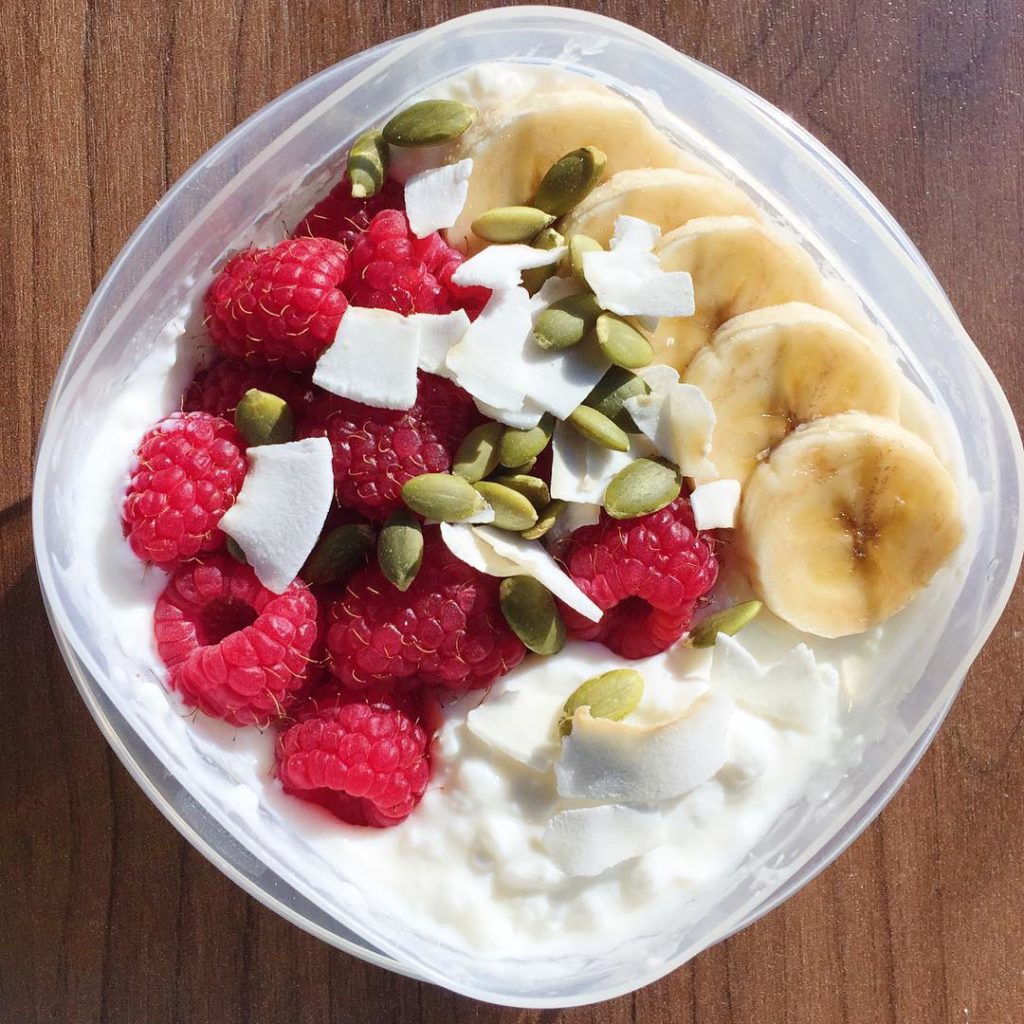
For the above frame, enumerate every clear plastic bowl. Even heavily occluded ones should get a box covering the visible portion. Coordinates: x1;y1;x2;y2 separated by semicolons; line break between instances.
33;6;1024;1009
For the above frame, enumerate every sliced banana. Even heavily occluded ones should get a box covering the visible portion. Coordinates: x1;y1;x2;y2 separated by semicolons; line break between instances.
559;168;760;246
739;412;963;638
446;87;715;253
651;216;875;372
684;303;902;484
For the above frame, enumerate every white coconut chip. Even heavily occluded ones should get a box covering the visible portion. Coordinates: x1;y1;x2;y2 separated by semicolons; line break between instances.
404;158;473;237
543;805;668;877
624;379;717;481
713;634;840;733
582;214;695;319
690;479;741;530
549;422;652;505
452;243;566;291
474;397;546;431
466;685;567;772
555;690;733;803
219;437;334;594
440;523;602;622
313;307;420;410
411;309;470;380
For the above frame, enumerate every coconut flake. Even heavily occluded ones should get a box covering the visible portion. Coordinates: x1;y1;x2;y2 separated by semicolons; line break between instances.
550;422;651;505
412;310;470;379
404;158;473;237
583;215;695;318
440;523;602;622
624;379;716;480
691;479;741;530
474;397;546;430
530;274;583;313
713;635;839;733
543;805;667;877
466;684;567;772
555;690;733;802
219;438;334;594
452;243;565;291
314;307;419;410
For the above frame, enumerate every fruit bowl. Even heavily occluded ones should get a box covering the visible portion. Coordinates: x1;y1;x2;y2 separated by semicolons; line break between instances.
33;6;1024;1008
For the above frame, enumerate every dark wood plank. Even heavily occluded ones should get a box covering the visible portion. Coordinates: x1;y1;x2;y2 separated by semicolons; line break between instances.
1;1;1022;1022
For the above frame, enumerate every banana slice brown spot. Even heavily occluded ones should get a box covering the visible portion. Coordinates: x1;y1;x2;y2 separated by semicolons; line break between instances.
739;412;963;638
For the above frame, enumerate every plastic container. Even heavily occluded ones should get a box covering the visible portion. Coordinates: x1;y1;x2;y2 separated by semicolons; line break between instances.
33;6;1024;1008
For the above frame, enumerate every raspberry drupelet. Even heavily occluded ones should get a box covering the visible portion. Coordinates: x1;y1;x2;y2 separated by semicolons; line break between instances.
204;237;349;370
154;556;320;727
558;498;719;659
276;694;431;827
122;411;247;567
293;174;407;249
326;531;526;693
183;357;312;420
297;371;483;521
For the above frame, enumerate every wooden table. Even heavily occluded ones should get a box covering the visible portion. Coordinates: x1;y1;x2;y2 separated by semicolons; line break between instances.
3;1;1022;1020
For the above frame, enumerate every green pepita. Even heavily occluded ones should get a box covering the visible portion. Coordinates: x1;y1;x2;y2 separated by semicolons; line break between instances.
347;129;389;199
472;481;539;532
688;601;764;648
498;414;554;468
595;313;655;369
533;146;608;217
567;405;631;452
603;458;682;519
382;99;477;147
377;509;424;592
234;389;294;447
489;473;550;510
532;292;603;351
521;498;566;541
452;422;504;483
522;226;565;295
401;473;488;522
471;206;556;244
566;233;603;283
584;366;649;432
302;524;375;585
499;576;566;656
559;669;644;736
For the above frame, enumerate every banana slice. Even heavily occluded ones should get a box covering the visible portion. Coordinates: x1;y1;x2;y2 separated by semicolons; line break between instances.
684;303;902;483
447;87;715;253
559;168;759;245
651;216;874;372
739;412;963;638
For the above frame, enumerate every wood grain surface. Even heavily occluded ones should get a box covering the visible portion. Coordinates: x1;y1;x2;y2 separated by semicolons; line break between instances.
2;1;1022;1021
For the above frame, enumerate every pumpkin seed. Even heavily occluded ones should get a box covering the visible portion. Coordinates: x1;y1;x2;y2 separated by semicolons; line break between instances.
567;405;630;452
472;481;539;531
559;669;644;736
234;389;294;447
377;509;424;592
566;233;603;282
522;226;565;295
603;458;682;519
520;498;566;540
401;473;488;522
595;313;655;369
688;601;763;648
382;99;477;147
499;576;566;655
584;366;649;432
532;292;603;351
489;473;550;510
452;422;504;482
498;414;554;468
302;524;375;585
347;129;389;198
533;146;608;217
471;206;556;243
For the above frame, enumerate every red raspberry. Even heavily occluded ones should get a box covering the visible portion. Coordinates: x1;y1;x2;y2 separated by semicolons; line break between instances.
183;357;312;419
204;237;349;370
346;209;489;316
297;372;482;521
122;412;247;566
326;532;525;692
276;696;430;827
293;174;406;249
154;556;320;727
559;498;719;659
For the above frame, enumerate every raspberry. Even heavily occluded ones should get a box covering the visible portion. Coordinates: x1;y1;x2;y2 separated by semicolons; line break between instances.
293;174;406;249
276;696;430;827
204;237;349;370
183;357;312;419
346;209;489;316
122;412;247;566
154;556;320;727
558;498;719;659
326;532;525;692
297;372;482;521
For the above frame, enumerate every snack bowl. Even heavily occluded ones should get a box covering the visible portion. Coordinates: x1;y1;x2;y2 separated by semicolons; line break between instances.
32;6;1023;1008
